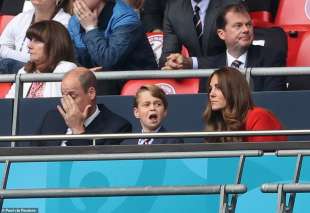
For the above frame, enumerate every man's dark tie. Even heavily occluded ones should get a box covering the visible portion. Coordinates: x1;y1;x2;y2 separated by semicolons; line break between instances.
231;60;243;68
193;0;203;45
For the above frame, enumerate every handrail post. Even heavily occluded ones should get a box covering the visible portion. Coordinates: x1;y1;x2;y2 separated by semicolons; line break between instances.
0;160;11;211
11;73;23;148
219;185;229;213
277;184;286;213
229;155;245;212
286;154;303;213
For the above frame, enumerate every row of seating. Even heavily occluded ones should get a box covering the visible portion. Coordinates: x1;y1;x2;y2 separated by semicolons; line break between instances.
2;0;310;96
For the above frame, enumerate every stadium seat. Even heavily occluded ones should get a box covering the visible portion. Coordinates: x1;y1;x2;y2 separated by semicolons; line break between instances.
250;10;274;28
0;82;11;98
121;33;199;95
287;31;310;90
121;78;199;95
274;0;310;25
0;15;14;33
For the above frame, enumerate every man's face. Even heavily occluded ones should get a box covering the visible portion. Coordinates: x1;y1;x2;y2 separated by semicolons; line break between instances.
61;76;93;114
134;91;167;132
217;11;254;53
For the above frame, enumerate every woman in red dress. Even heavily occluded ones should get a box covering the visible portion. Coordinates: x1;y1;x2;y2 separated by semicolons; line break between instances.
203;67;287;143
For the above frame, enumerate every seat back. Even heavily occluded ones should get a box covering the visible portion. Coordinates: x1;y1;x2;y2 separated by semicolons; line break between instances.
287;31;310;90
121;79;199;95
122;33;198;96
0;15;14;33
294;31;310;66
275;0;310;25
0;83;11;98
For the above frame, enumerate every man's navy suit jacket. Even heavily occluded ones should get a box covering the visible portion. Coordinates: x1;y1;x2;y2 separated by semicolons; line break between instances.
198;45;286;92
35;104;132;146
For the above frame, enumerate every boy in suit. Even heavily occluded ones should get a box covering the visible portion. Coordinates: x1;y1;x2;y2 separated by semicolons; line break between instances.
123;84;183;145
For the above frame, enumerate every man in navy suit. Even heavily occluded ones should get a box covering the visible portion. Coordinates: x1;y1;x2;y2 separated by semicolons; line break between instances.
122;85;183;145
36;67;132;146
163;3;286;92
159;0;241;68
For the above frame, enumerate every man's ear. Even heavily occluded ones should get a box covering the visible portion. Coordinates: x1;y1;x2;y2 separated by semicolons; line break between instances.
88;87;96;100
133;107;140;119
217;29;225;41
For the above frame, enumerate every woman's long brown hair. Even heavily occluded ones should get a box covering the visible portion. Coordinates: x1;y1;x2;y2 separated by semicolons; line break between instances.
24;20;75;73
203;67;254;143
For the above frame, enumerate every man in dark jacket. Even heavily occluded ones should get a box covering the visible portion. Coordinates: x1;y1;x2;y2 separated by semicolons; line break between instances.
36;67;132;146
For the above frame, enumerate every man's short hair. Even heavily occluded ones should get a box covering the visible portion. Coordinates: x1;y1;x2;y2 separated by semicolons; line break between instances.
216;3;250;29
133;84;168;109
78;71;97;93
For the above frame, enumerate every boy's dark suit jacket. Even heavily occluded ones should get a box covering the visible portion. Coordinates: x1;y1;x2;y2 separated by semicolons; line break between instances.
122;126;184;145
34;104;132;146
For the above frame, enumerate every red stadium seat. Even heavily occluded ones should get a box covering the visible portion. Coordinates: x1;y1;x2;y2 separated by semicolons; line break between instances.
287;31;310;90
121;33;199;96
286;31;305;66
121;78;199;95
0;15;14;33
294;31;310;66
275;0;310;25
0;83;11;98
250;11;273;27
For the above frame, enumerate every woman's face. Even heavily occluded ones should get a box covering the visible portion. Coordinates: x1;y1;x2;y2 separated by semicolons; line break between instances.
208;75;227;111
27;38;46;66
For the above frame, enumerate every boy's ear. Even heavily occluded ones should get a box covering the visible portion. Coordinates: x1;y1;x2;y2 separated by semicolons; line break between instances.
163;109;168;118
133;107;140;118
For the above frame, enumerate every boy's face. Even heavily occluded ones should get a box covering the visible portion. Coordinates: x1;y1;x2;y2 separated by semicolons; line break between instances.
134;91;167;132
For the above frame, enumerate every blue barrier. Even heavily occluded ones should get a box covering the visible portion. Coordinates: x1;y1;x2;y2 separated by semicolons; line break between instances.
1;155;309;212
11;91;310;141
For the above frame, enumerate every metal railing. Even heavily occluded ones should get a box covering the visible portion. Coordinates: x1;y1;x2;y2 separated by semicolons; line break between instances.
0;146;260;213
261;150;310;213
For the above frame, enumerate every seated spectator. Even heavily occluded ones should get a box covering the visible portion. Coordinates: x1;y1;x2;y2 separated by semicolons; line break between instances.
68;0;157;95
35;67;132;146
5;20;76;98
203;67;287;143
159;0;241;68
163;3;286;92
0;0;72;74
123;84;183;145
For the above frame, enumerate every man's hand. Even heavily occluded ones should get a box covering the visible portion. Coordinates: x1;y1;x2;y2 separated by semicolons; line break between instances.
57;95;91;134
73;0;99;31
162;53;193;70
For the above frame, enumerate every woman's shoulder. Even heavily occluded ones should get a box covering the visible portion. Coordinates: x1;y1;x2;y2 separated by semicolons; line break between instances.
53;61;77;73
245;107;283;130
247;107;275;117
53;8;72;27
9;9;35;23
